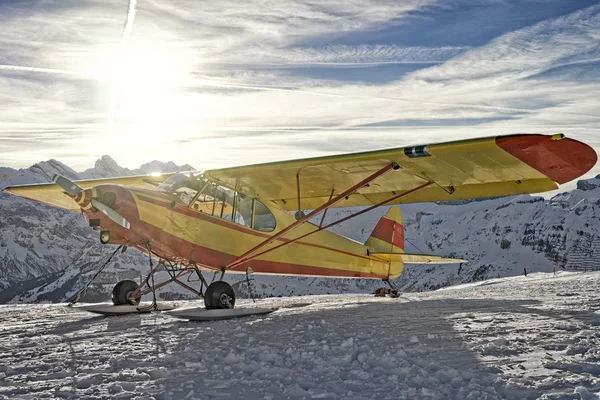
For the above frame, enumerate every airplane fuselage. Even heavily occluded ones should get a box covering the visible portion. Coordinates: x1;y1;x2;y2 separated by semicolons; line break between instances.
82;184;400;279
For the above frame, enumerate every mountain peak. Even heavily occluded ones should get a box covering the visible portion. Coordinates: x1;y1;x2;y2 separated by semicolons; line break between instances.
577;174;600;191
80;155;133;179
27;159;79;181
99;155;118;165
136;160;195;175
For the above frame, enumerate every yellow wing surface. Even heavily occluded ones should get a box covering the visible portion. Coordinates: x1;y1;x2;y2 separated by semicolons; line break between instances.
3;134;596;213
3;174;174;212
204;134;597;209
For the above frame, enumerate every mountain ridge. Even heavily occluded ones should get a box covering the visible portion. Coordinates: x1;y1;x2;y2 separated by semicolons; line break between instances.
0;155;195;189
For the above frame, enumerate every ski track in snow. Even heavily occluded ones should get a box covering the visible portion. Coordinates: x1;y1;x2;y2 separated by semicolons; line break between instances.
1;272;600;400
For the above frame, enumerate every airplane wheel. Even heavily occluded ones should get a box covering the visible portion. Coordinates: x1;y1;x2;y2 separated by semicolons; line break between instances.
204;281;235;309
112;280;141;305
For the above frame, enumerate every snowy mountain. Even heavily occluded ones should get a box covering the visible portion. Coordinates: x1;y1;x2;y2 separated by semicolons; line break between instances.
78;156;195;179
0;156;599;303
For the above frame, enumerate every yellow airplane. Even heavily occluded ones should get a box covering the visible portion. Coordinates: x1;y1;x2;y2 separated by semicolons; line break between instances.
3;133;597;310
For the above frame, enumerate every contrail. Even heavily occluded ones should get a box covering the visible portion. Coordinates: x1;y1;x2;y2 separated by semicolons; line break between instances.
0;64;96;79
121;0;137;50
108;0;138;126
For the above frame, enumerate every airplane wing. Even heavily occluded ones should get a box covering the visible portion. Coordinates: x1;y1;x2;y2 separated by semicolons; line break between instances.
3;174;175;212
204;134;597;209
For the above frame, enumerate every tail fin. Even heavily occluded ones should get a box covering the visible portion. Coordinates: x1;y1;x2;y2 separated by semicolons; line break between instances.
365;207;404;254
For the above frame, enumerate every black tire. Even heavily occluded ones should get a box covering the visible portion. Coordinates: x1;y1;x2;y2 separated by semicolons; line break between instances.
204;281;236;309
112;280;141;305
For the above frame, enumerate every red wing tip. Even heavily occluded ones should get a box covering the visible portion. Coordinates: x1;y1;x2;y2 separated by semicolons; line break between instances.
496;134;598;184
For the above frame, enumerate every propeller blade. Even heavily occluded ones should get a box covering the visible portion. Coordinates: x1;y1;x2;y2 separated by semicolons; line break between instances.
91;198;131;229
53;174;83;197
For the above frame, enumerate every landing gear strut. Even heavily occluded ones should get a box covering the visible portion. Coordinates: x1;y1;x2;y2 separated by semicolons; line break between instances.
112;280;141;305
204;281;236;309
373;279;401;298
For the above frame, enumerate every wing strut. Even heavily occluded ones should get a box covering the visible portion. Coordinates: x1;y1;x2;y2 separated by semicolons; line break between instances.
225;163;433;271
318;188;335;228
296;172;302;215
226;181;432;271
225;163;397;270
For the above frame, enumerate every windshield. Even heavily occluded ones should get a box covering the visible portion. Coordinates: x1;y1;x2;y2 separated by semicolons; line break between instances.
155;172;206;205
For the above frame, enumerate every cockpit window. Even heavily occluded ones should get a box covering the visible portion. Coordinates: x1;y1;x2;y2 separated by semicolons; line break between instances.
254;200;276;232
214;186;252;227
190;182;217;214
188;181;276;231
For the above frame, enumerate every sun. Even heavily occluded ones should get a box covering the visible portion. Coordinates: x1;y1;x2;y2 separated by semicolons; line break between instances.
104;45;186;121
92;44;201;154
107;46;183;95
76;43;223;166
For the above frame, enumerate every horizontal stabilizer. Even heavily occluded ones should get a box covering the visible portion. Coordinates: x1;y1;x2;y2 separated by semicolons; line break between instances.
371;253;467;264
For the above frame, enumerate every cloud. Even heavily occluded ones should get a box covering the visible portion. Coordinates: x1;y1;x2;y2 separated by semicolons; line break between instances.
0;0;598;193
408;3;600;83
214;44;470;67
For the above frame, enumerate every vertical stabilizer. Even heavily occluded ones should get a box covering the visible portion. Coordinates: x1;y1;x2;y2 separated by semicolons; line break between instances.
365;207;404;254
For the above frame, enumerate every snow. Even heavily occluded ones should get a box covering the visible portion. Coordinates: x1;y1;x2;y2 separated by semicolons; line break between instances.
2;271;600;399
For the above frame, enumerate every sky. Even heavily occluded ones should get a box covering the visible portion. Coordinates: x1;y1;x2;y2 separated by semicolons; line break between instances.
0;0;599;190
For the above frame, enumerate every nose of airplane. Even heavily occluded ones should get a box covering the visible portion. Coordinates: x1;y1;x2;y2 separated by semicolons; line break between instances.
77;186;132;230
73;187;97;210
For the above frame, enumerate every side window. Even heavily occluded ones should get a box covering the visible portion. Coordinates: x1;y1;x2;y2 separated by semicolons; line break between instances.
231;193;253;227
254;200;276;232
215;187;233;219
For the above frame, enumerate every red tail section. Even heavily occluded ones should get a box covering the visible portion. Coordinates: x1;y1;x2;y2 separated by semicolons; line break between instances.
365;207;404;253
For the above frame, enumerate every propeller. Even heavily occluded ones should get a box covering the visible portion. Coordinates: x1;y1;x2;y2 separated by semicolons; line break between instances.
53;174;83;196
91;198;131;229
53;174;131;230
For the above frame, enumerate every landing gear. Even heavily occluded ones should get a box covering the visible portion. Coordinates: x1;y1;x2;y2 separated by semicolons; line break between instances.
112;280;141;305
373;287;400;298
204;281;236;309
373;279;401;298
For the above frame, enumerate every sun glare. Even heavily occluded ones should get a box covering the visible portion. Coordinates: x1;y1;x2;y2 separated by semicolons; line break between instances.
93;45;200;153
77;43;230;166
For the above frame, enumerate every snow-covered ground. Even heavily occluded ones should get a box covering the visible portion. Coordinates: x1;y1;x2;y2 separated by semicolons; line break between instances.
1;271;600;400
